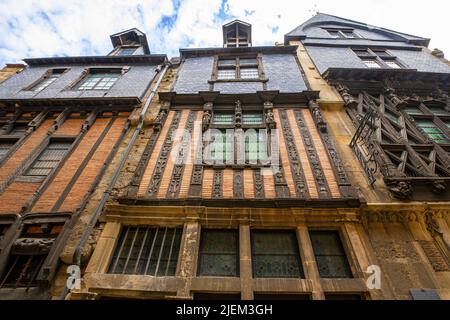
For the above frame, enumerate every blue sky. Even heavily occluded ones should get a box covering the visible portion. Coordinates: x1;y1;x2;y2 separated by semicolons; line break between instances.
0;0;449;67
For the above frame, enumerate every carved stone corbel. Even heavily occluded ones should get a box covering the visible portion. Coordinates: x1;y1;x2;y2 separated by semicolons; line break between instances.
11;237;55;255
424;205;444;238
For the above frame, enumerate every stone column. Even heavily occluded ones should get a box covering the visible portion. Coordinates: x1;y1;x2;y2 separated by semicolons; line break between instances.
240;224;253;300
176;221;200;298
296;226;324;300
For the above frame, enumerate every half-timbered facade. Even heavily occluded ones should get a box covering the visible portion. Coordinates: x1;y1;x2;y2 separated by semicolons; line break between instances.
0;29;167;299
286;13;450;299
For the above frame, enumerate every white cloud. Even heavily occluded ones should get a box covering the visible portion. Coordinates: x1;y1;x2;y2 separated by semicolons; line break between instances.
0;0;449;67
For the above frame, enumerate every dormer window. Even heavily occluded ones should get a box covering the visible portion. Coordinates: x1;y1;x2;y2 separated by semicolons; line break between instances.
29;68;67;92
325;28;360;39
222;20;252;48
75;68;121;90
215;56;260;81
116;47;137;56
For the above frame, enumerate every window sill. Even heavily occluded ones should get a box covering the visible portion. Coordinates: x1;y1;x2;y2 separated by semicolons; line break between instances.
209;78;268;84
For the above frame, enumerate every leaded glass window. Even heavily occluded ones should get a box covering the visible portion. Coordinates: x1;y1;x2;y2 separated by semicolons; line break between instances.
384;60;402;69
77;70;120;90
213;113;234;125
24;141;72;177
243;113;263;125
117;47;137;56
210;131;233;162
216;56;260;80
245;135;265;163
309;231;352;278
416;120;450;143
251;230;304;278
198;230;238;277
109;227;181;276
362;59;381;69
404;106;423;115
31;69;66;92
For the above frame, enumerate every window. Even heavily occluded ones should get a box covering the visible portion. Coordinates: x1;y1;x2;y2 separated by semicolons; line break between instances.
309;231;352;278
325;28;360;39
76;69;121;90
404;106;423;115
30;69;66;92
428;106;449;116
244;133;266;163
0;141;15;160
198;230;238;277
108;227;182;276
24;141;72;177
385;60;402;69
251;230;304;278
362;59;382;69
117;47;137;56
0;223;62;288
216;57;260;80
242;113;263;125
416;120;450;143
210;130;233;162
212;113;234;125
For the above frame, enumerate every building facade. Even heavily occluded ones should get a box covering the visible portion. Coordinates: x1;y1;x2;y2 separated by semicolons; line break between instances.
0;14;449;300
0;28;167;299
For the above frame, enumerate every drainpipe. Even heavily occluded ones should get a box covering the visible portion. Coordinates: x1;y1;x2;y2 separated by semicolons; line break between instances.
62;61;171;299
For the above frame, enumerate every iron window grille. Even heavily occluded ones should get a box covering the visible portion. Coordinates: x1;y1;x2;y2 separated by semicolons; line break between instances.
216;56;260;81
76;69;121;90
251;230;304;278
197;229;239;277
0;223;63;289
108;227;182;276
24;140;73;177
309;231;353;278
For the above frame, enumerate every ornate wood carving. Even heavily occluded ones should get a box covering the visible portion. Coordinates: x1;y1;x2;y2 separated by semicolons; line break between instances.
264;102;276;130
153;109;168;132
188;165;204;198
167;111;196;198
212;169;223;198
336;83;357;108
235;100;242;128
147;111;182;198
278;109;307;199
253;169;265;199
293;110;331;198
308;100;327;133
233;170;244;198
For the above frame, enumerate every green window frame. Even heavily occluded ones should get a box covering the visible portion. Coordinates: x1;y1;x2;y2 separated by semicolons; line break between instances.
416;120;450;144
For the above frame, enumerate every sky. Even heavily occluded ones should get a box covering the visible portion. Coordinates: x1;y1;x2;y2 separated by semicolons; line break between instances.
0;0;449;67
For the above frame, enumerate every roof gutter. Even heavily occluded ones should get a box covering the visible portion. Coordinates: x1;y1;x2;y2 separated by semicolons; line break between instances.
61;61;171;299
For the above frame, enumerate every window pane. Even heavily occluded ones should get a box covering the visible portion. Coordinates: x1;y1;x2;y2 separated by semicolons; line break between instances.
309;231;352;278
108;227;181;276
326;30;341;38
362;59;381;68
373;50;391;58
217;69;236;80
385;60;402;69
416;120;450;143
243;113;263;125
240;68;259;79
429;106;449;116
24;141;72;177
239;58;257;66
353;49;372;57
251;230;304;278
198;230;238;277
32;74;59;92
342;30;357;38
77;72;120;90
218;58;236;67
212;113;234;125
